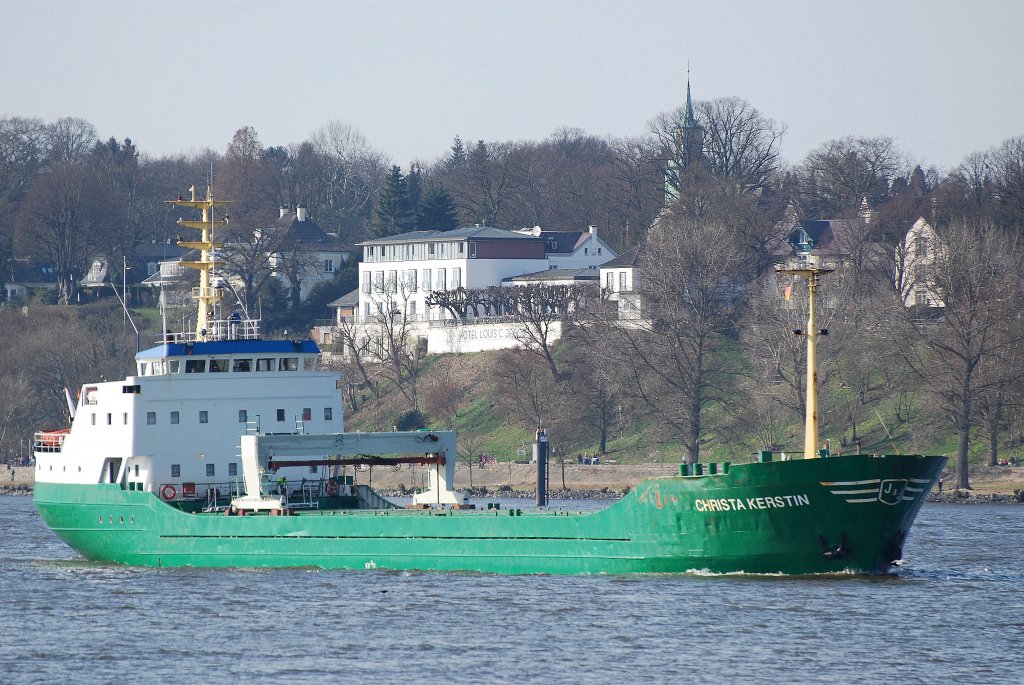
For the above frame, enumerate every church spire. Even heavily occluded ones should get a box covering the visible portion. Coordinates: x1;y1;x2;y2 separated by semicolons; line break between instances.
682;74;697;128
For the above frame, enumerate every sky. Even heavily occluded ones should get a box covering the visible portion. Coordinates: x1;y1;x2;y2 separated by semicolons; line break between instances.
4;0;1022;172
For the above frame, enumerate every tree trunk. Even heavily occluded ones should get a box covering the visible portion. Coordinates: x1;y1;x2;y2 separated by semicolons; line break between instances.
989;417;999;467
956;371;972;490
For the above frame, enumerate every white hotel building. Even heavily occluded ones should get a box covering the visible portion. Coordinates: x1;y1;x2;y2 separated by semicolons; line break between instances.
338;225;616;353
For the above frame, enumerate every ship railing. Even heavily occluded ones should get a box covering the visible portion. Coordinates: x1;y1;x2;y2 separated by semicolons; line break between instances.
156;317;262;344
33;430;69;453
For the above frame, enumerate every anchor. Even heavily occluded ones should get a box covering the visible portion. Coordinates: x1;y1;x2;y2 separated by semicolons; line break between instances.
818;532;848;560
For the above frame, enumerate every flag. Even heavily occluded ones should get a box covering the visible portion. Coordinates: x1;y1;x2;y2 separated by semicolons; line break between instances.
784;283;793;301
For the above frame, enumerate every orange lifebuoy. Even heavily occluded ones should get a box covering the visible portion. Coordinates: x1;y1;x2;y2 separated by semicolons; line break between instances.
325;479;339;496
161;484;176;500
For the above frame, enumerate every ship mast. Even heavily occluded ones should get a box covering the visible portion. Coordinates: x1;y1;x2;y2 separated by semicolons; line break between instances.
777;256;833;459
166;185;230;340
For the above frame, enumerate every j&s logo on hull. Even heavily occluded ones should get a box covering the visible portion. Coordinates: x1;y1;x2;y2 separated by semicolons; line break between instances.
822;478;932;505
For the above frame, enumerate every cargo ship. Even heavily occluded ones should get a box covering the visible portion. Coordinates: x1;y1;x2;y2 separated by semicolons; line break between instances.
32;186;945;574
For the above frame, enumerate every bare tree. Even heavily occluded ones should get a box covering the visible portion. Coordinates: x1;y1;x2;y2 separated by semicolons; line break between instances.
601;212;748;464
17;161;114;303
796;136;905;218
899;219;1024;489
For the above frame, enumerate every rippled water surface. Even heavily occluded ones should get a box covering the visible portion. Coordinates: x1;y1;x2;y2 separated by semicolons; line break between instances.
1;496;1022;684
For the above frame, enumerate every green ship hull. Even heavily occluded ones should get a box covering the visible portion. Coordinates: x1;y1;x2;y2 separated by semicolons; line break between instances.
34;454;944;575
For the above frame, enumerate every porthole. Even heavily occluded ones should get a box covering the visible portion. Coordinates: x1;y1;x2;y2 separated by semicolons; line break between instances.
98;516;103;524
130;516;134;524
108;515;113;524
119;516;124;524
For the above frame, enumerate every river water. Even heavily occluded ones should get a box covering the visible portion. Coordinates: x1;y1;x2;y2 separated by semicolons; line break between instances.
1;496;1021;684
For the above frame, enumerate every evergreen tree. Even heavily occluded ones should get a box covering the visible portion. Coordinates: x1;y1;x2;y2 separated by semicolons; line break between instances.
406;163;423;213
372;165;415;237
417;183;459;231
445;136;466;173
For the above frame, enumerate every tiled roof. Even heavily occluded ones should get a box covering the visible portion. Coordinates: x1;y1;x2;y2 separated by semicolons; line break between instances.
271;213;349;253
600;246;639;268
328;288;360;308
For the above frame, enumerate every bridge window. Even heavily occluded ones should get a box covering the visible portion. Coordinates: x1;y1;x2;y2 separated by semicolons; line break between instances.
168;360;181;373
209;359;229;373
147;412;156;425
279;358;298;371
232;359;252;372
170;411;179;425
199;411;208;424
185;359;206;373
256;358;274;371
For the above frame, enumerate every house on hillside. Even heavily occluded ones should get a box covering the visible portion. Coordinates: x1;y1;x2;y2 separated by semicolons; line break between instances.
80;241;191;305
4;258;59;303
896;217;945;309
598;246;643;321
513;225;614;269
334;224;618;355
265;206;351;303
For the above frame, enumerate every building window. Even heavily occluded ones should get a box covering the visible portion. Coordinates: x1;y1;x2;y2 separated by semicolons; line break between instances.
915;237;929;257
458;242;465;255
407;269;417;292
364;302;371;318
324;258;335;273
387;270;397;293
437;268;446;291
206;464;215;477
171;464;180;478
199;411;209;424
239;409;247;423
916;290;928;306
277;409;285;422
147;261;158;276
409;301;417;318
469;242;477;258
374;271;384;293
303;407;312;421
619;272;627;291
423;269;432;292
361;272;371;293
452;267;461;289
324;407;333;421
147;412;156;425
170;411;180;425
228;463;238;477
606;272;614;290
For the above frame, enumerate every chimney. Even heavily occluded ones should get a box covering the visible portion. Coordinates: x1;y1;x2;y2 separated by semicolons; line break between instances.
279;205;288;219
296;206;307;222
